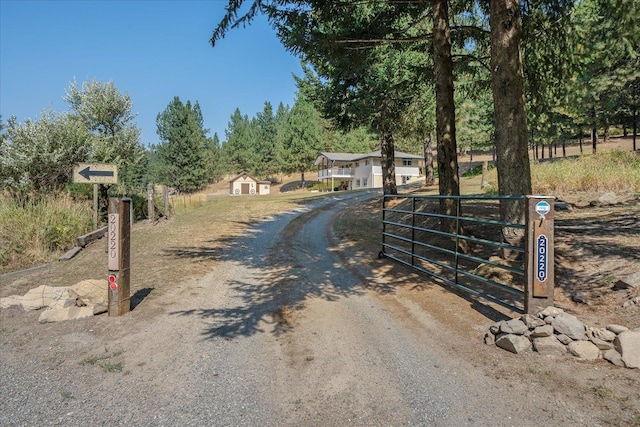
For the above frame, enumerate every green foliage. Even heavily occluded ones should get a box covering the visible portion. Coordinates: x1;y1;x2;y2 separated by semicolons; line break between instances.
154;97;211;193
64;79;147;193
0;111;89;195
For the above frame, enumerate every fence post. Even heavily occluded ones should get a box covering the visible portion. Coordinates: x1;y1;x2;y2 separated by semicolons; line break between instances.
163;185;170;219
524;195;555;314
147;183;155;221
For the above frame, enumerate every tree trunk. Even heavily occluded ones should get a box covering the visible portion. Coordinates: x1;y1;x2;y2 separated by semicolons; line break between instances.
423;132;435;186
380;126;397;195
489;0;532;257
579;128;583;154
632;102;637;151
591;106;598;154
562;140;566;157
433;0;460;233
300;167;306;188
548;143;552;159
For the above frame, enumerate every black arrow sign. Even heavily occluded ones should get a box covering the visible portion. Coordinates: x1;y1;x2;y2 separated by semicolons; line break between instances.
79;166;115;180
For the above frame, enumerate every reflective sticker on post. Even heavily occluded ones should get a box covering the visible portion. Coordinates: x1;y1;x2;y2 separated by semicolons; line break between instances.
108;213;120;270
536;234;548;283
535;200;551;220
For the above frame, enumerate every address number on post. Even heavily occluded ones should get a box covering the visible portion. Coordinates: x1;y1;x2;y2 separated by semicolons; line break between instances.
108;213;120;270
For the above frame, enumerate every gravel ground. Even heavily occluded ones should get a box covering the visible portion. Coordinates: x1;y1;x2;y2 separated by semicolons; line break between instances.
1;190;637;426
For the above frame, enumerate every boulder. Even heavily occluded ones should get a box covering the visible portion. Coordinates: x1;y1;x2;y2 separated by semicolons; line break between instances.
607;324;629;334
614;331;640;369
484;333;496;346
521;314;545;329
538;306;564;318
38;298;94;323
496;334;532;354
567;341;600;360
500;319;528;335
531;324;554;338
589;337;615;350
613;271;640;290
603;349;625;368
552;313;586;340
69;279;108;315
0;295;22;309
489;321;504;335
533;336;567;356
556;334;573;345
587;327;616;342
20;285;69;311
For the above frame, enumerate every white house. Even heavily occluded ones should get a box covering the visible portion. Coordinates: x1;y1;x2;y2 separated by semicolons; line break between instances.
229;172;271;195
315;150;423;191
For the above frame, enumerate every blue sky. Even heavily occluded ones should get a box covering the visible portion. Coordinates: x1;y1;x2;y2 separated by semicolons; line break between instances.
0;1;303;146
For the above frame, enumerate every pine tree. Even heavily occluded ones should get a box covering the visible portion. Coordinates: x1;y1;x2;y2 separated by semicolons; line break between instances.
155;97;210;193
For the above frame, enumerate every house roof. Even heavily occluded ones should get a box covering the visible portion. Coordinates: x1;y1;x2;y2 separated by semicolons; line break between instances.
228;171;270;184
315;150;423;165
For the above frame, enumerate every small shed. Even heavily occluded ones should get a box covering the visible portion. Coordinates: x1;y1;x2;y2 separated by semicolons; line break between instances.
229;172;271;196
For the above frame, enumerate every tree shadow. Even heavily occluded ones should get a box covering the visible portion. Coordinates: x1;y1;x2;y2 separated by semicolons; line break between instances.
166;193;379;340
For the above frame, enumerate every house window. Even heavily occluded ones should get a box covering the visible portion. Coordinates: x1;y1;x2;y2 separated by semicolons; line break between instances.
363;178;368;187
403;159;413;166
356;179;361;187
355;162;360;167
365;160;370;166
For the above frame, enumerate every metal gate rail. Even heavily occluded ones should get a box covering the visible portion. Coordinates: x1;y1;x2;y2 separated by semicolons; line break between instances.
381;194;527;313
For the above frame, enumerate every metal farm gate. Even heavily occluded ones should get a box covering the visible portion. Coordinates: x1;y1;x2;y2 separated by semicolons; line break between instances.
380;194;555;314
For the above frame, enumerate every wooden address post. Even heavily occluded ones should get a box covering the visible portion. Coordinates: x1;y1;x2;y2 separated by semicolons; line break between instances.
524;195;555;314
108;198;131;316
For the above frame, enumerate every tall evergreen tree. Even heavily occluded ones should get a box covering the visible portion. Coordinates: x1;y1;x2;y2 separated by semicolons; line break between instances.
222;108;258;174
155;97;210;193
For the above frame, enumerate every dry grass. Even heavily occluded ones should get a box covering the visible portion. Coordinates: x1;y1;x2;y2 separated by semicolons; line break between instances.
0;193;93;273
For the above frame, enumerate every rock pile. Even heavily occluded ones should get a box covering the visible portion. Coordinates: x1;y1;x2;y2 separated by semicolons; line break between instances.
485;307;640;369
0;280;108;323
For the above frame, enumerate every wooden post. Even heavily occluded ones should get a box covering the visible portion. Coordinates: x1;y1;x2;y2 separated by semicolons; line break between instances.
107;198;131;316
147;183;154;221
524;196;554;314
163;185;169;219
93;184;99;229
481;161;489;189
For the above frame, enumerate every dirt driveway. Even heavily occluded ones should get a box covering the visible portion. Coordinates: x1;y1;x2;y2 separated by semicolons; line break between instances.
1;191;639;426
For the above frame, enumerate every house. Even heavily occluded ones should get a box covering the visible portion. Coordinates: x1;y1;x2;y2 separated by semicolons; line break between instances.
229;172;271;195
315;150;423;191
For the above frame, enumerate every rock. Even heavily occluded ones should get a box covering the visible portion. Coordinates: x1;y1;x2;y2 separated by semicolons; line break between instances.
590;337;615;350
538;306;564;318
603;349;625;367
571;292;589;304
496;334;532;354
20;285;69;311
38;298;94;323
69;279;108;315
552;313;586;340
533;336;567;356
500;319;528;335
531;324;554;338
614;331;640;369
554;201;572;211
484;333;495;346
556;334;573;345
567;341;600;360
622;300;636;309
587;327;616;342
521;314;545;329
592;192;619;206
613;271;640;290
0;295;22;309
489;321;504;335
607;324;629;334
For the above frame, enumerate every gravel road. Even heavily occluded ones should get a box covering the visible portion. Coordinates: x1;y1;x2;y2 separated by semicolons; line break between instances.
0;191;612;426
